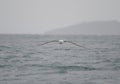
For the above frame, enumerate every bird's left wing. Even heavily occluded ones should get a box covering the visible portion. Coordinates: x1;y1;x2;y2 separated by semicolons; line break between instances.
39;40;58;46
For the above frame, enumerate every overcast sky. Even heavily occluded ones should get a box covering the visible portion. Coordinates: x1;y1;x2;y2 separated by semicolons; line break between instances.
0;0;120;34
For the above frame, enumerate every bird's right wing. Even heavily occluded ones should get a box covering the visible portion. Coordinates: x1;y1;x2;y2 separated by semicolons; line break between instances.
64;41;88;49
39;40;58;46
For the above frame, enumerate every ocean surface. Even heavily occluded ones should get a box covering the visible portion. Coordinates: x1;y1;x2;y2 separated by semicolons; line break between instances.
0;34;120;84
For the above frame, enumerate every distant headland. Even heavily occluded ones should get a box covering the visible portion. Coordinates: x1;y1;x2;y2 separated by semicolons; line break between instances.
45;20;120;35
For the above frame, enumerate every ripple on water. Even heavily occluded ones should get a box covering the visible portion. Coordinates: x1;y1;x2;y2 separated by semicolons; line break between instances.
0;45;11;49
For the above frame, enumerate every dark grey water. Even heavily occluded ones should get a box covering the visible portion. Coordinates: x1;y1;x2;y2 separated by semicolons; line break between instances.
0;34;120;84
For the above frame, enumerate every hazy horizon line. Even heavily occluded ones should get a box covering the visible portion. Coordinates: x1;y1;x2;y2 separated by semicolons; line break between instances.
0;33;120;36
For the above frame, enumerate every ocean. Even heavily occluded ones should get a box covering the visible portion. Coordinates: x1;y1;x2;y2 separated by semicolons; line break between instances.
0;34;120;84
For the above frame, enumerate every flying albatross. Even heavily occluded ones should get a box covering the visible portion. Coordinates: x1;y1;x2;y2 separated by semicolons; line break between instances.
39;40;87;48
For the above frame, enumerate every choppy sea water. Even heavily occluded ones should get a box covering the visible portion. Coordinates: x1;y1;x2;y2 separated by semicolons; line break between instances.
0;34;120;84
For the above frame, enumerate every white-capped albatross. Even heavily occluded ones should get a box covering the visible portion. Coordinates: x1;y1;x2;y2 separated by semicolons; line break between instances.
39;40;87;48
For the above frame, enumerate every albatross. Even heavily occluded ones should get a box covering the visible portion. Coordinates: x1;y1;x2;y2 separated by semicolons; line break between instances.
39;40;87;48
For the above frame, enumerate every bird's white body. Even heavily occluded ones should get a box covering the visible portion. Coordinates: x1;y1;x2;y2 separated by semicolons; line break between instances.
59;40;64;44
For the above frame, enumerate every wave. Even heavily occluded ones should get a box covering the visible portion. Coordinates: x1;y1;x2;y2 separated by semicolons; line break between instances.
54;48;71;51
52;65;97;71
0;45;11;49
0;64;11;68
24;63;97;71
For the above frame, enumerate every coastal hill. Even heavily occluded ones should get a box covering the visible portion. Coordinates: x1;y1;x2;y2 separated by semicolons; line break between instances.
45;20;120;35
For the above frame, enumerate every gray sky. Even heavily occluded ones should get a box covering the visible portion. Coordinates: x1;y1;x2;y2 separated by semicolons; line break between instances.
0;0;120;34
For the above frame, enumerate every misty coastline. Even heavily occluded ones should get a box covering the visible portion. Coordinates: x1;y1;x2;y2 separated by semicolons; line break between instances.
45;20;120;35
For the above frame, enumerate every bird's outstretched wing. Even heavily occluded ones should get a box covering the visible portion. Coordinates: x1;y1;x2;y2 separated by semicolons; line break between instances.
64;41;87;49
39;40;58;46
